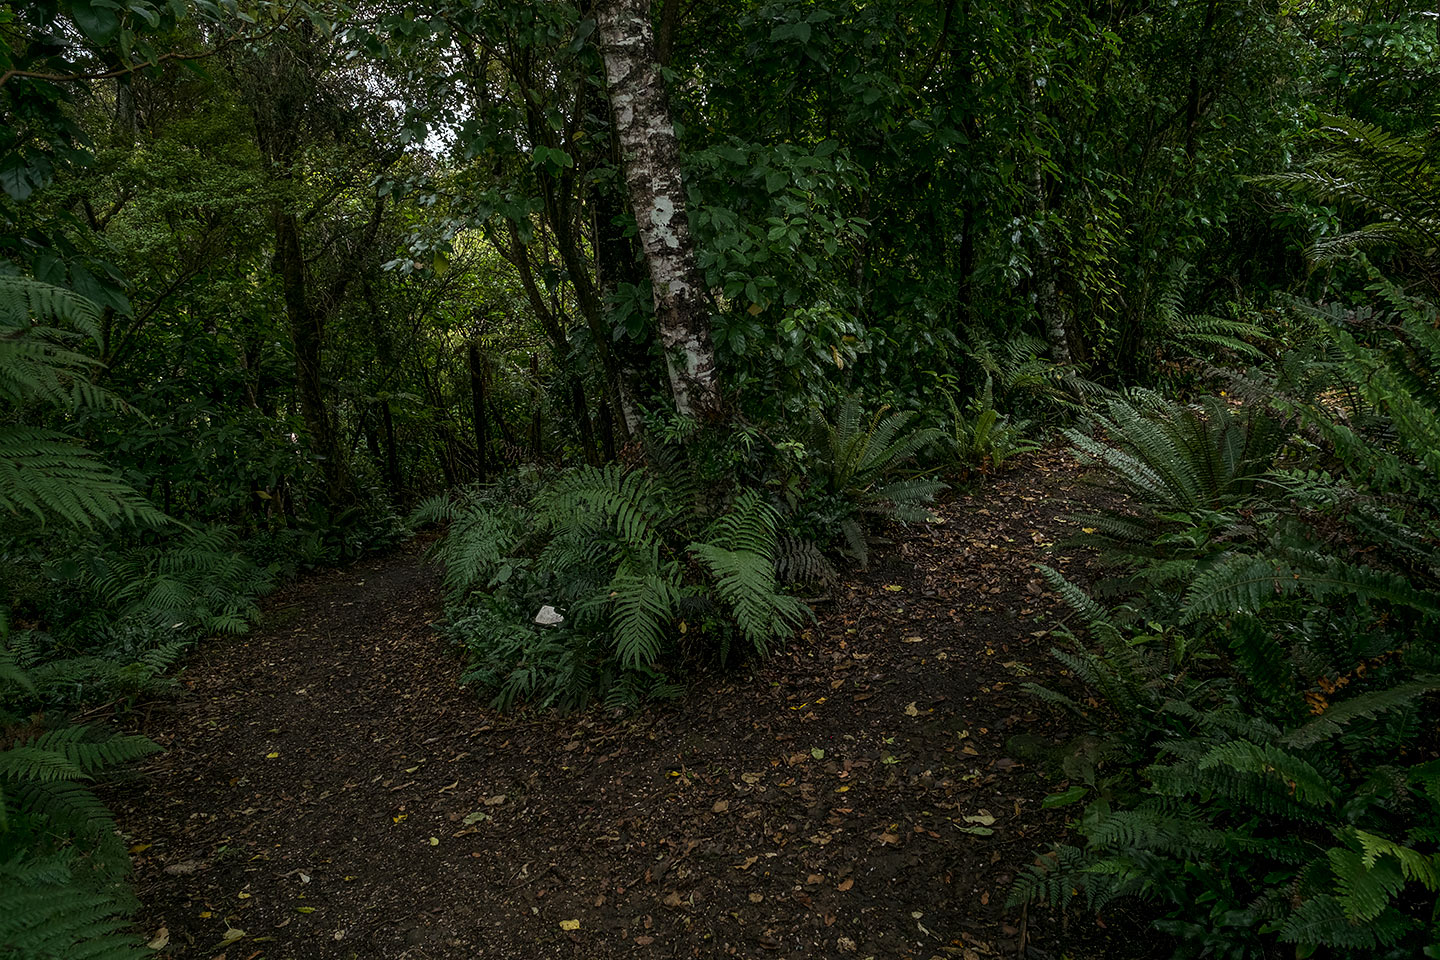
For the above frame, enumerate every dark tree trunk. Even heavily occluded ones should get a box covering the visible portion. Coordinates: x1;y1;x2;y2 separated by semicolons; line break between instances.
528;353;543;460
572;378;599;465
467;341;489;481
1017;0;1072;363
273;207;350;502
381;400;401;497
598;398;618;461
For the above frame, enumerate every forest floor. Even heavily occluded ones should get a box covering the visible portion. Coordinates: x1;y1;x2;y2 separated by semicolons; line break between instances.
108;449;1154;960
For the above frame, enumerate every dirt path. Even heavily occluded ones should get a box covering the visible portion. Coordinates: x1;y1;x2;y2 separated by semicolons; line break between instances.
111;450;1138;960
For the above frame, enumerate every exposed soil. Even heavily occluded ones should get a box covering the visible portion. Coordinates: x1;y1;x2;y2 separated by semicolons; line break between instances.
108;449;1160;960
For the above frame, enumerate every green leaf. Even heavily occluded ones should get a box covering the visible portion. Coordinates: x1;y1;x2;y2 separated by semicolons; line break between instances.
69;0;122;44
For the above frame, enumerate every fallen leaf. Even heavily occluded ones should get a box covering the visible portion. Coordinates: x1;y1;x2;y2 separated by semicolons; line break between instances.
484;794;506;806
963;810;996;826
265;752;279;759
662;891;686;908
810;747;825;760
741;772;762;784
904;702;920;717
296;906;315;914
878;832;901;845
883;584;903;592
734;856;759;870
806;874;823;884
559;918;581;931
428;837;439;846
237;892;251;900
837;878;854;891
462;811;489;825
146;927;169;950
711;800;729;814
221;927;246;943
635;936;654;945
748;892;764;903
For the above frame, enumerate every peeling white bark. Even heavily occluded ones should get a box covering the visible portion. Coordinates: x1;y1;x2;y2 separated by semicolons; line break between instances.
595;0;724;421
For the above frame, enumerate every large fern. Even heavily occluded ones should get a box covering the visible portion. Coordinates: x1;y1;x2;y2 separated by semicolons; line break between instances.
0;713;159;960
0;277;163;531
433;462;811;710
1254;116;1439;277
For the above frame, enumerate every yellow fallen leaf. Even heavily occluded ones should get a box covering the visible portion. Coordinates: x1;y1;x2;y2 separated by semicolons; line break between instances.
429;837;440;846
296;906;315;914
130;843;151;854
559;919;581;931
266;752;279;759
883;584;903;592
237;892;251;899
199;911;211;919
904;702;920;717
392;814;407;823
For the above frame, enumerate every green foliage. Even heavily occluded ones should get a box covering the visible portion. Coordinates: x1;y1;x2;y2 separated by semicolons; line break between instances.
943;376;1038;480
1012;281;1440;957
423;462;811;711
0;689;159;960
0;277;164;531
798;396;945;565
1256;116;1440;283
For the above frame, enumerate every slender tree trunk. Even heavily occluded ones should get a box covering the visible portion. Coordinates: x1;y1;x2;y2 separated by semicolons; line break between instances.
467;341;489;481
1018;0;1072;364
595;0;724;421
572;378;599;465
273;207;351;500
598;398;618;461
528;353;544;459
593;157;653;435
493;220;633;445
381;399;401;497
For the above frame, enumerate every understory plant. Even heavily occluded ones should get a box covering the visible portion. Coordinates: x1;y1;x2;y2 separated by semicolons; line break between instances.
417;460;811;710
1011;278;1440;958
1;276;176;957
793;395;946;565
943;376;1039;481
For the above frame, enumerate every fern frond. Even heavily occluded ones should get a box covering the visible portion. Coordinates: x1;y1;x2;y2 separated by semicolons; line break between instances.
1284;680;1440;747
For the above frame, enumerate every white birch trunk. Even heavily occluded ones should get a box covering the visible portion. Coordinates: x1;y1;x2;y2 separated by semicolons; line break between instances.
595;0;724;420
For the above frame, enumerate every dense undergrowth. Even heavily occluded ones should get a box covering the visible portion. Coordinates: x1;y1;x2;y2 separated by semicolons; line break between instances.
3;0;1438;954
1010;120;1440;957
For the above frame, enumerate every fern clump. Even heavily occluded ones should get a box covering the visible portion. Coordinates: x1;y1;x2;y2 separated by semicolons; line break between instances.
420;463;811;711
793;396;946;565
